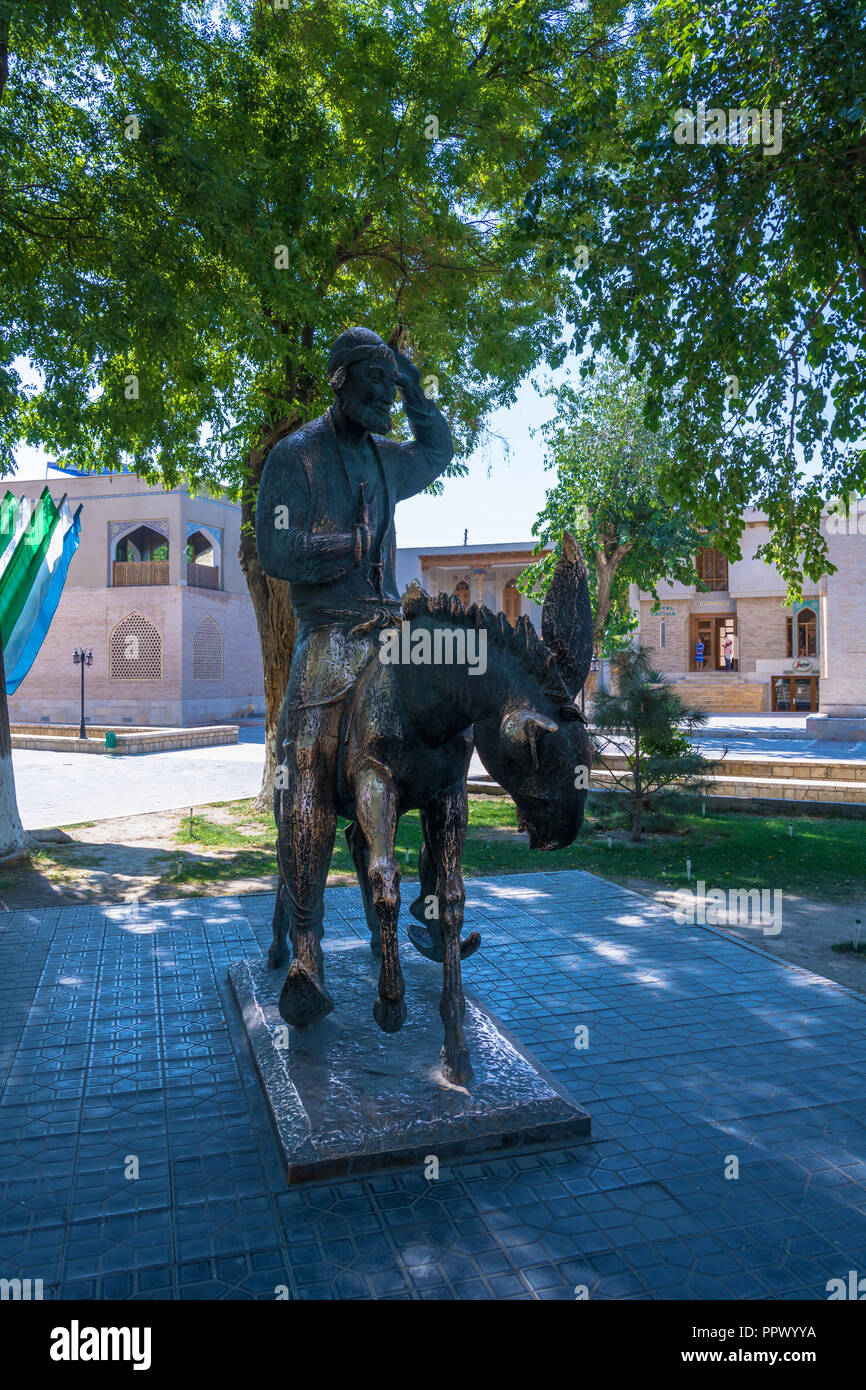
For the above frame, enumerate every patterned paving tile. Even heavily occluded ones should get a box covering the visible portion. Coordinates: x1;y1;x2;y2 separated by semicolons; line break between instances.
1;870;865;1299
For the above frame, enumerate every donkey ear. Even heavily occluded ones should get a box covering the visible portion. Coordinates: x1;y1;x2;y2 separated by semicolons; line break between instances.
500;707;558;772
541;530;594;698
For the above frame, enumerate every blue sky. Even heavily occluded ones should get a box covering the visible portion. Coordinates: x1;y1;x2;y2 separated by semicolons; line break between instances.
395;375;556;547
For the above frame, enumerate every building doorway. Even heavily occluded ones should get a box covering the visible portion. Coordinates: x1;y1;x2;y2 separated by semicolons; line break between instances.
772;675;819;712
690;614;738;671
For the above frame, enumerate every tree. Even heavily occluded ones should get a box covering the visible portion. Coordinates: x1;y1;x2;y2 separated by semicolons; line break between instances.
591;645;717;841
0;634;26;861
1;0;630;804
517;0;866;594
521;355;705;652
0;0;211;837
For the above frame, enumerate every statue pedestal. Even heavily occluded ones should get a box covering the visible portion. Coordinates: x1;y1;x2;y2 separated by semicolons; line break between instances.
228;941;591;1184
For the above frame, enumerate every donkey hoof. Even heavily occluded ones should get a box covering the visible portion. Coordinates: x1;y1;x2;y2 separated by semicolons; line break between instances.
460;932;481;960
407;922;443;961
442;1047;473;1088
408;894;428;927
278;962;333;1028
268;945;290;970
373;996;407;1034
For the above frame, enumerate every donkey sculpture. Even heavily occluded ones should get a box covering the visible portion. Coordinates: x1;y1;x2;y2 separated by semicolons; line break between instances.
270;532;594;1086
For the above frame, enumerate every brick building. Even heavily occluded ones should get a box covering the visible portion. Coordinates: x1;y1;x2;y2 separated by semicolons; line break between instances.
395;541;547;629
630;502;866;727
6;469;265;726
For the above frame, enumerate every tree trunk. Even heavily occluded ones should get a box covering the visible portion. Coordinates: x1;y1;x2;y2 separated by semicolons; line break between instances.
582;663;600;719
594;551;617;645
239;460;297;813
237;318;318;804
238;401;310;811
0;635;27;863
593;534;633;648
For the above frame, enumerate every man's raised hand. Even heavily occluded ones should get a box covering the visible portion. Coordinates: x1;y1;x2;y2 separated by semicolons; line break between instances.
387;324;421;396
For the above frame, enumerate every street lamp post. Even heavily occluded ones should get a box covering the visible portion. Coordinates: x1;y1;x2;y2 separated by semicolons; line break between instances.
73;647;93;739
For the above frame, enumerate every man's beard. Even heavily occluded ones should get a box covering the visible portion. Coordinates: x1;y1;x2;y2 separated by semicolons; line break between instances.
341;395;393;435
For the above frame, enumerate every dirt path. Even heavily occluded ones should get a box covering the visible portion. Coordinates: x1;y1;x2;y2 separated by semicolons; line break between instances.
0;806;282;909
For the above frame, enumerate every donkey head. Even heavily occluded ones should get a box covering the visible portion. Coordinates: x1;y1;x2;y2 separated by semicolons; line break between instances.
473;532;594;850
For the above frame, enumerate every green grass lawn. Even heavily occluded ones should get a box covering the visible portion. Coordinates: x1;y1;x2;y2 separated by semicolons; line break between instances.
169;797;865;900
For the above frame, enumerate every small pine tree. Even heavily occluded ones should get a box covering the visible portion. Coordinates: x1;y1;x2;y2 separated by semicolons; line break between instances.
591;646;719;842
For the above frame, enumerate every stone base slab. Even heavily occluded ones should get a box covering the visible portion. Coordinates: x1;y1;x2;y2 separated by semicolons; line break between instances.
228;942;591;1184
10;723;238;754
805;715;866;741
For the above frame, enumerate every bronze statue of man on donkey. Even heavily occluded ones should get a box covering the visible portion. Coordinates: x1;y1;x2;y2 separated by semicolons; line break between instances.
256;327;593;1085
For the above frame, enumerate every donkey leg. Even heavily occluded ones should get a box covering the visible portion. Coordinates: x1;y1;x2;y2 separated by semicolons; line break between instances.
268;761;291;969
344;820;381;957
276;707;340;1028
409;792;481;965
268;878;291;970
407;809;446;960
423;784;476;1086
269;761;293;967
353;766;406;1034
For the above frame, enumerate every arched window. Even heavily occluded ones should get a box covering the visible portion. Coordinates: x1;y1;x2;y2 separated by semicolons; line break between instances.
796;606;817;657
109;612;162;680
114;525;169;563
193;615;223;681
453;579;470;608
186;528;221;590
503;578;521;624
112;524;169;587
186;530;215;565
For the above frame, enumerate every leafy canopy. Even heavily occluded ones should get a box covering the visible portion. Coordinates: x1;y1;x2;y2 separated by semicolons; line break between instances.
522;355;705;650
1;0;630;493
517;0;866;595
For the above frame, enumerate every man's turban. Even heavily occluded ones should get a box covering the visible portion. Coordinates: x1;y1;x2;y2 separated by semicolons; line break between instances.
327;327;396;390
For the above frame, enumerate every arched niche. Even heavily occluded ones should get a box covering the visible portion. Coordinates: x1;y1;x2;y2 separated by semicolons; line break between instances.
109;612;163;681
186;523;222;589
795;605;818;657
114;523;169;563
193;614;224;681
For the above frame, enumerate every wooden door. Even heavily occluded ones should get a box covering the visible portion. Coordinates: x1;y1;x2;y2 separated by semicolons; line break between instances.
772;676;819;711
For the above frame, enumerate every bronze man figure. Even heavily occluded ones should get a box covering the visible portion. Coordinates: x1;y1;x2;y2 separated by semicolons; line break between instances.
255;327;453;1029
256;327;594;1085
